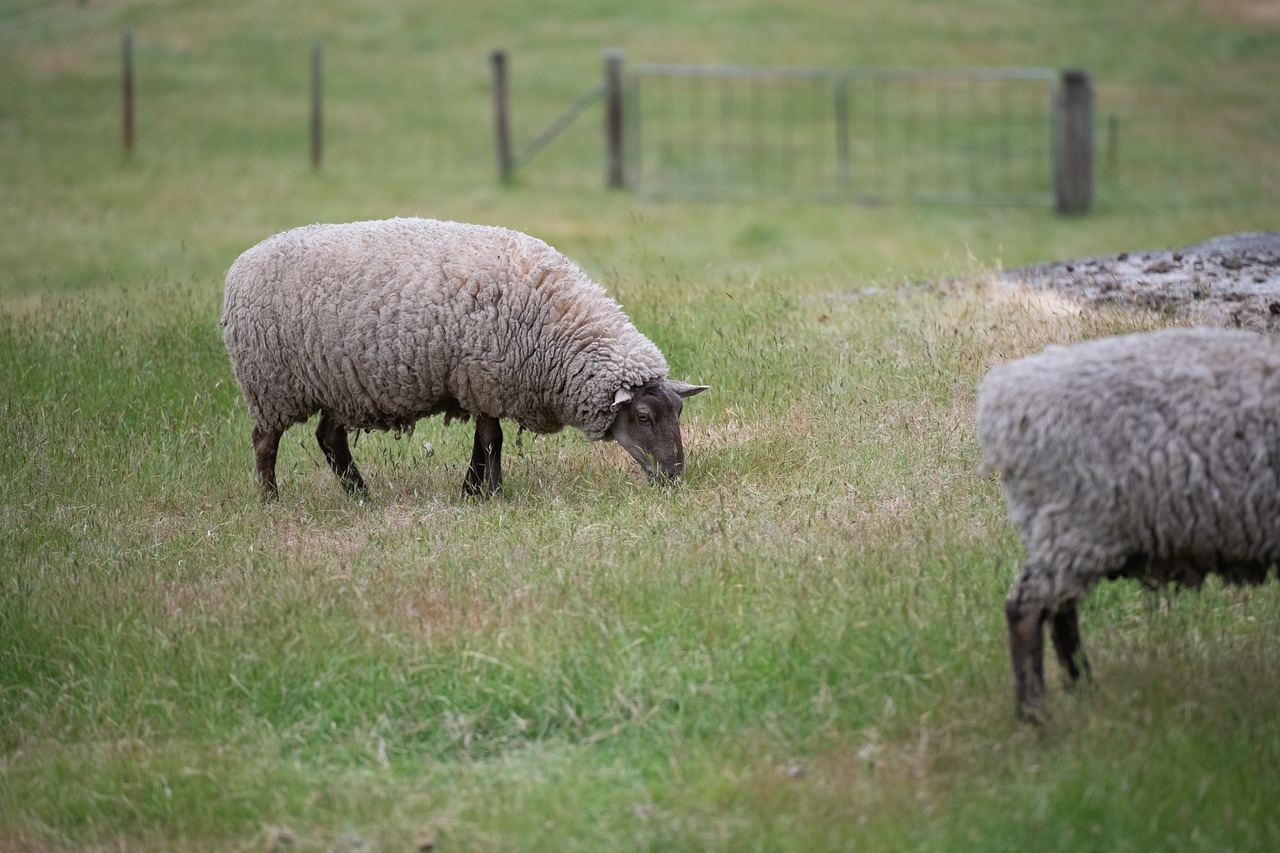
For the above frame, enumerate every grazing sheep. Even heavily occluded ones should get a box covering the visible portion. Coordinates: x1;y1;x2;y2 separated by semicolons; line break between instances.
976;327;1280;720
221;217;707;500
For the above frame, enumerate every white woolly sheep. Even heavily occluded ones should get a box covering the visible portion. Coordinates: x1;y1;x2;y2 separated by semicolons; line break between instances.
977;327;1280;720
221;217;707;500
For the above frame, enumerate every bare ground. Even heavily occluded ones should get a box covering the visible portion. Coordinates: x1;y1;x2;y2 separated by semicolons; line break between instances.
1005;231;1280;333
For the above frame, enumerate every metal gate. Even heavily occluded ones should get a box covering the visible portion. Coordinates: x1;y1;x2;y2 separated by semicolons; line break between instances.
626;65;1061;205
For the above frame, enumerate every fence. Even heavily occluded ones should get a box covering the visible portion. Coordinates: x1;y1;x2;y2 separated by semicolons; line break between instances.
630;65;1056;206
104;32;1092;209
493;52;1093;211
115;28;329;170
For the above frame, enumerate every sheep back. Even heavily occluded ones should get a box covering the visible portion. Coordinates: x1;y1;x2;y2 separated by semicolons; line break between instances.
977;326;1280;611
222;217;669;441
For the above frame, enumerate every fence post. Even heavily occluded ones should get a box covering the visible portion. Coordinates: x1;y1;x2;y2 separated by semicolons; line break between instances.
491;50;513;181
310;40;323;170
1055;69;1093;214
1106;112;1119;175
834;74;850;198
122;26;134;156
604;49;625;189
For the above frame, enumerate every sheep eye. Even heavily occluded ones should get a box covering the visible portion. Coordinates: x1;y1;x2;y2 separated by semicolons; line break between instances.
637;411;651;423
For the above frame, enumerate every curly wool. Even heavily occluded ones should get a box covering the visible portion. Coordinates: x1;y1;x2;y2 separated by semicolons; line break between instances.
977;326;1280;611
222;217;669;442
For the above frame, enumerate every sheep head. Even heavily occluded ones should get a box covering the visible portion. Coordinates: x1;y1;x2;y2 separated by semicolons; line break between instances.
607;379;708;483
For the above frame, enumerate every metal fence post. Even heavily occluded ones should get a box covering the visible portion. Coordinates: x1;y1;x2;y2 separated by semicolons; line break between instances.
604;49;625;189
491;50;513;181
1055;69;1093;214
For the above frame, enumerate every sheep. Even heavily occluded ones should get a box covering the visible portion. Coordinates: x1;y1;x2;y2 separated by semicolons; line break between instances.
221;217;707;500
976;326;1280;720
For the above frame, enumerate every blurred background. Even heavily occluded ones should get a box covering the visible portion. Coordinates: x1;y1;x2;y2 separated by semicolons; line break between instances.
2;0;1275;302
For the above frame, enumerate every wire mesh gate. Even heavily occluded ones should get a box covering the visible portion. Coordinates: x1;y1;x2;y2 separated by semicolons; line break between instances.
625;64;1061;205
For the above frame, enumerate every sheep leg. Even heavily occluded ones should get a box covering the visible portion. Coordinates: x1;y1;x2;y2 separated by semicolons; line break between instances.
1050;604;1092;688
316;412;368;496
464;414;503;498
1006;592;1047;722
251;424;283;501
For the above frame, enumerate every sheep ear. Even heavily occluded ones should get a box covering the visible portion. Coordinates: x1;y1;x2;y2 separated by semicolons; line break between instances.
667;380;708;399
611;387;634;412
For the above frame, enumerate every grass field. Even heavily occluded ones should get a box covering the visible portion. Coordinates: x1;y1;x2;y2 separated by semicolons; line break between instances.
2;1;1279;850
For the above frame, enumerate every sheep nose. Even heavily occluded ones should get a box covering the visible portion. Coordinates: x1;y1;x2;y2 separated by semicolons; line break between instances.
647;459;684;483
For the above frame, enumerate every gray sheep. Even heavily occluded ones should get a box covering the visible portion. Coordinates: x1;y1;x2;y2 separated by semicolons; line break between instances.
976;327;1280;720
222;217;707;500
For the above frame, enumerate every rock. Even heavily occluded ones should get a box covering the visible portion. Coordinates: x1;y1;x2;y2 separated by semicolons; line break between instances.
1005;232;1280;333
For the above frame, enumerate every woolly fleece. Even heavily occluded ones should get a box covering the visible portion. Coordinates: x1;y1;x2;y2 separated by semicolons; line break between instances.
977;326;1280;612
222;217;669;442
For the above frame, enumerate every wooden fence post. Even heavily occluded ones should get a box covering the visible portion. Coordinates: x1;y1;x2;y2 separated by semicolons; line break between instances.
491;50;513;181
1055;69;1093;214
122;26;134;156
604;49;625;189
310;40;323;170
1106;113;1120;175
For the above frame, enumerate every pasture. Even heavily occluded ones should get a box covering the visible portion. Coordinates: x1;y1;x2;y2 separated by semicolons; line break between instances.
2;1;1278;849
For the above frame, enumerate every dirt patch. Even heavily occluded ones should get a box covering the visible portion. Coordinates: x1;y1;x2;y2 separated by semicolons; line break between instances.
1005;231;1280;333
1201;0;1280;26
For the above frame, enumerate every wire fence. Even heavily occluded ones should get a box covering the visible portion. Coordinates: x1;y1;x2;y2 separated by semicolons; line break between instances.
626;65;1061;205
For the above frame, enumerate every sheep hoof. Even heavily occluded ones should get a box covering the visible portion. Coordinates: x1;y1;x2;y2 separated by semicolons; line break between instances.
463;482;502;500
1061;673;1093;695
1015;701;1050;726
340;482;371;503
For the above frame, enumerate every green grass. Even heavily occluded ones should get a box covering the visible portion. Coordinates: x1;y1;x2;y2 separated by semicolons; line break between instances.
3;1;1280;850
